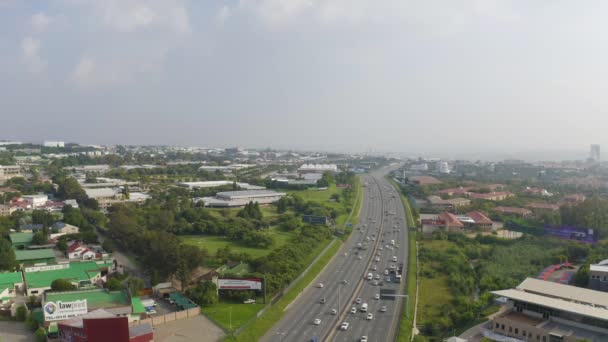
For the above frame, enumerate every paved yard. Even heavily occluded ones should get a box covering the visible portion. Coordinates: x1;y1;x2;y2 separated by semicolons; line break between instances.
0;321;33;342
154;315;225;342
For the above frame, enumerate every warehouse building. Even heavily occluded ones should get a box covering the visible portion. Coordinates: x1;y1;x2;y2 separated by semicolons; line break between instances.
199;190;286;207
24;261;113;296
489;278;608;342
9;232;34;249
15;249;56;265
589;259;608;292
0;272;24;299
177;181;265;190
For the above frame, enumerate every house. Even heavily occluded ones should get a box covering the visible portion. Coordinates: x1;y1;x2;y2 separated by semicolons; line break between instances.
0;165;22;183
22;194;49;209
0;204;16;217
421;212;465;234
19;224;44;233
427;196;471;210
24;261;114;296
0;272;24;299
466;211;493;231
526;203;560;212
562;193;586;204
494;206;532;218
52;222;80;235
437;187;474;196
468;191;514;201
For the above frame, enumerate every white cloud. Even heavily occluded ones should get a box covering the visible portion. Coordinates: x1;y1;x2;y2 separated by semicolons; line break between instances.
238;0;314;28
21;36;47;73
217;5;232;25
97;0;191;34
31;12;51;33
70;56;126;88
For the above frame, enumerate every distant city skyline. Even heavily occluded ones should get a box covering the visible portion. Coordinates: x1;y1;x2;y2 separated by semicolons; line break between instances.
2;1;608;156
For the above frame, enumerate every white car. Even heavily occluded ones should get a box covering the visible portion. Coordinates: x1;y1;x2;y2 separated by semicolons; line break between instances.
366;313;373;320
375;257;380;262
313;318;321;325
384;270;389;275
317;283;324;288
374;294;380;300
361;337;368;342
358;256;363;260
386;277;391;282
243;299;255;304
331;309;337;315
356;298;362;304
350;307;357;314
340;322;349;330
341;279;348;284
380;306;387;312
374;275;380;280
372;280;379;286
371;265;377;271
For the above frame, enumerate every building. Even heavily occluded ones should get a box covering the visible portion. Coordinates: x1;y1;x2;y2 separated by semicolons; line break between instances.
522;187;553;197
43;141;65;148
590;144;601;162
466;211;493;231
589;259;608;292
494;206;533;218
469;191;514;201
0;272;24;299
22;194;50;209
421;212;465;234
44;289;131;318
298;164;338;173
200;190;286;208
409;176;443;186
0;204;16;216
562;193;586;204
436;161;451;174
15;249;56;265
177;181;265;190
0;165;22;183
438;187;474;196
84;188;119;210
57;310;153;342
409;163;428;171
198;164;254;173
9;232;34;249
24;261;113;296
426;196;471;210
52;222;81;235
526;203;560;212
489;277;608;342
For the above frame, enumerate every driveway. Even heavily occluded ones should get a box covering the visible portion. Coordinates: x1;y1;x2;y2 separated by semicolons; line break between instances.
0;321;32;342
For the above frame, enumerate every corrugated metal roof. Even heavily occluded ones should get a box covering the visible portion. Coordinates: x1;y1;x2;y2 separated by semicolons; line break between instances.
517;277;608;308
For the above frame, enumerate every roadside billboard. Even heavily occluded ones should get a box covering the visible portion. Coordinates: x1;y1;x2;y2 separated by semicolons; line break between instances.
43;300;88;321
218;278;262;290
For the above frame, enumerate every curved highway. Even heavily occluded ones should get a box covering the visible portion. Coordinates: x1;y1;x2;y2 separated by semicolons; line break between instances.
261;167;409;342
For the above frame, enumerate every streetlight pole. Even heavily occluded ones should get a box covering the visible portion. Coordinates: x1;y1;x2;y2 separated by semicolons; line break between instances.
229;306;232;331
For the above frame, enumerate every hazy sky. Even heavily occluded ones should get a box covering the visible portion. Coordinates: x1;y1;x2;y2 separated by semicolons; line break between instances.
1;1;606;158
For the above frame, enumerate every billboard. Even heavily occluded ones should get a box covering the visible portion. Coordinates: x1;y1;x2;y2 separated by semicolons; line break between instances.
43;300;88;321
218;278;262;290
302;215;328;225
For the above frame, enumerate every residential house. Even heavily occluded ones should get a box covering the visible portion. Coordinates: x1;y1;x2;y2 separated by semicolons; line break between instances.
494;206;532;218
466;211;493;231
469;191;514;201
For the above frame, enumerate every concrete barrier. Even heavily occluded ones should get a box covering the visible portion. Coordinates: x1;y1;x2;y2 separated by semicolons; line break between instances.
175;310;188;320
165;312;176;322
130;306;200;327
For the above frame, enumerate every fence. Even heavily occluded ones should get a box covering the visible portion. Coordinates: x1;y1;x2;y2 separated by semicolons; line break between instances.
131;307;200;327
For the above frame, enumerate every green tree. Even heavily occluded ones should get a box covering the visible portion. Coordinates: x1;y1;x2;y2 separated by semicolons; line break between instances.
15;305;27;321
187;281;218;305
0;238;17;271
57;177;86;201
128;277;145;296
106;278;123;291
50;279;76;292
25;312;38;331
34;327;47;342
32;231;48;245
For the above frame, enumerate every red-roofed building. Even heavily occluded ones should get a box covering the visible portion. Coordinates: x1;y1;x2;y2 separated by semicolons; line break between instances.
522;187;553;197
562;193;586;203
438;212;465;233
57;309;153;342
526;203;560;212
438;187;474;196
494;206;532;218
466;211;493;231
469;192;514;201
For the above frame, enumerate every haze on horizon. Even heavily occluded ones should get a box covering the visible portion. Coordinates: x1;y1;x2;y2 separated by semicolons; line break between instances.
1;1;606;159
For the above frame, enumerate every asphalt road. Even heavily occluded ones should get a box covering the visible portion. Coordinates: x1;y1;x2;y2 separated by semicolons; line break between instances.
261;167;408;342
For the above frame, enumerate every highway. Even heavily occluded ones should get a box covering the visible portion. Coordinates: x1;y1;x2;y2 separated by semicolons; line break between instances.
261;167;409;342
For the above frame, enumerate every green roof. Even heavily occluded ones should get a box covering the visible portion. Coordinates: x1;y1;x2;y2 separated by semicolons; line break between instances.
25;261;108;289
45;289;129;310
169;292;198;310
0;272;23;288
15;249;56;262
131;297;146;314
9;232;34;245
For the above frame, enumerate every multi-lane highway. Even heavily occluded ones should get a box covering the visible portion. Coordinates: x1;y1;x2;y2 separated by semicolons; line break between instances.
261;168;409;342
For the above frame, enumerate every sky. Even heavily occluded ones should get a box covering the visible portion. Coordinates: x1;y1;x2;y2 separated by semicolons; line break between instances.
1;0;607;159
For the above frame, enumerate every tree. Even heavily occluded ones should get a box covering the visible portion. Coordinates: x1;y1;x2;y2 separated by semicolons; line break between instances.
57;177;86;201
32;231;48;245
15;305;27;321
106;278;123;291
128;277;145;296
276;197;287;213
25;312;38;331
187;281;218;305
35;327;47;342
50;279;76;292
0;238;16;271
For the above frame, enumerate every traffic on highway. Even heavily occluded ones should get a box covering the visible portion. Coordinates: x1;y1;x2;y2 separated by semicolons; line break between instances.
261;167;409;342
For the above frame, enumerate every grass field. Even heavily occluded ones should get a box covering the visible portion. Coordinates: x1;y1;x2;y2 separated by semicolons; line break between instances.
201;301;265;333
287;184;342;205
180;227;296;259
226;238;342;342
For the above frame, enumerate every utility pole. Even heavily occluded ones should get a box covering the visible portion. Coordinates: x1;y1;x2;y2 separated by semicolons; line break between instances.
229;306;232;332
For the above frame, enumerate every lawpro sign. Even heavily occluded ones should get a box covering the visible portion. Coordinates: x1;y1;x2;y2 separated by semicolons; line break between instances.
43;300;88;321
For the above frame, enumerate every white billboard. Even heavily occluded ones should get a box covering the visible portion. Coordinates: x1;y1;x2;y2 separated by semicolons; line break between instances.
218;278;262;290
43;300;88;321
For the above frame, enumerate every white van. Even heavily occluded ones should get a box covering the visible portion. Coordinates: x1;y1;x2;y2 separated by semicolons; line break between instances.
367;273;373;280
390;240;395;245
361;303;368;312
392;256;398;262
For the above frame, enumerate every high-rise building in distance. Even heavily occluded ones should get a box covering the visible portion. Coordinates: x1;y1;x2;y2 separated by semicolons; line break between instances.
590;144;600;162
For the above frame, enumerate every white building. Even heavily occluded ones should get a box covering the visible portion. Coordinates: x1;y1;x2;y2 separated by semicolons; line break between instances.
436;161;451;174
199;190;286;207
0;165;22;183
298;164;338;173
178;181;265;190
84;188;119;209
22;194;49;209
43;141;65;148
409;163;429;171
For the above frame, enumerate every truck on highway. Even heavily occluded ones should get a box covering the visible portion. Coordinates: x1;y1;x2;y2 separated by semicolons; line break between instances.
396;273;402;282
361;303;368;312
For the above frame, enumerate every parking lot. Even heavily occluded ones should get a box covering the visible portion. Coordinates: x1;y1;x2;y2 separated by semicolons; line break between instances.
153;315;225;342
0;321;32;342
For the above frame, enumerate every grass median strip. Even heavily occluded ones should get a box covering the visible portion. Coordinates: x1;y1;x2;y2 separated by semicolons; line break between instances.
225;238;343;341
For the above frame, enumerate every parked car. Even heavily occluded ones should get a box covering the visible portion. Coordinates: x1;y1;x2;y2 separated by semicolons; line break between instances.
243;299;255;304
